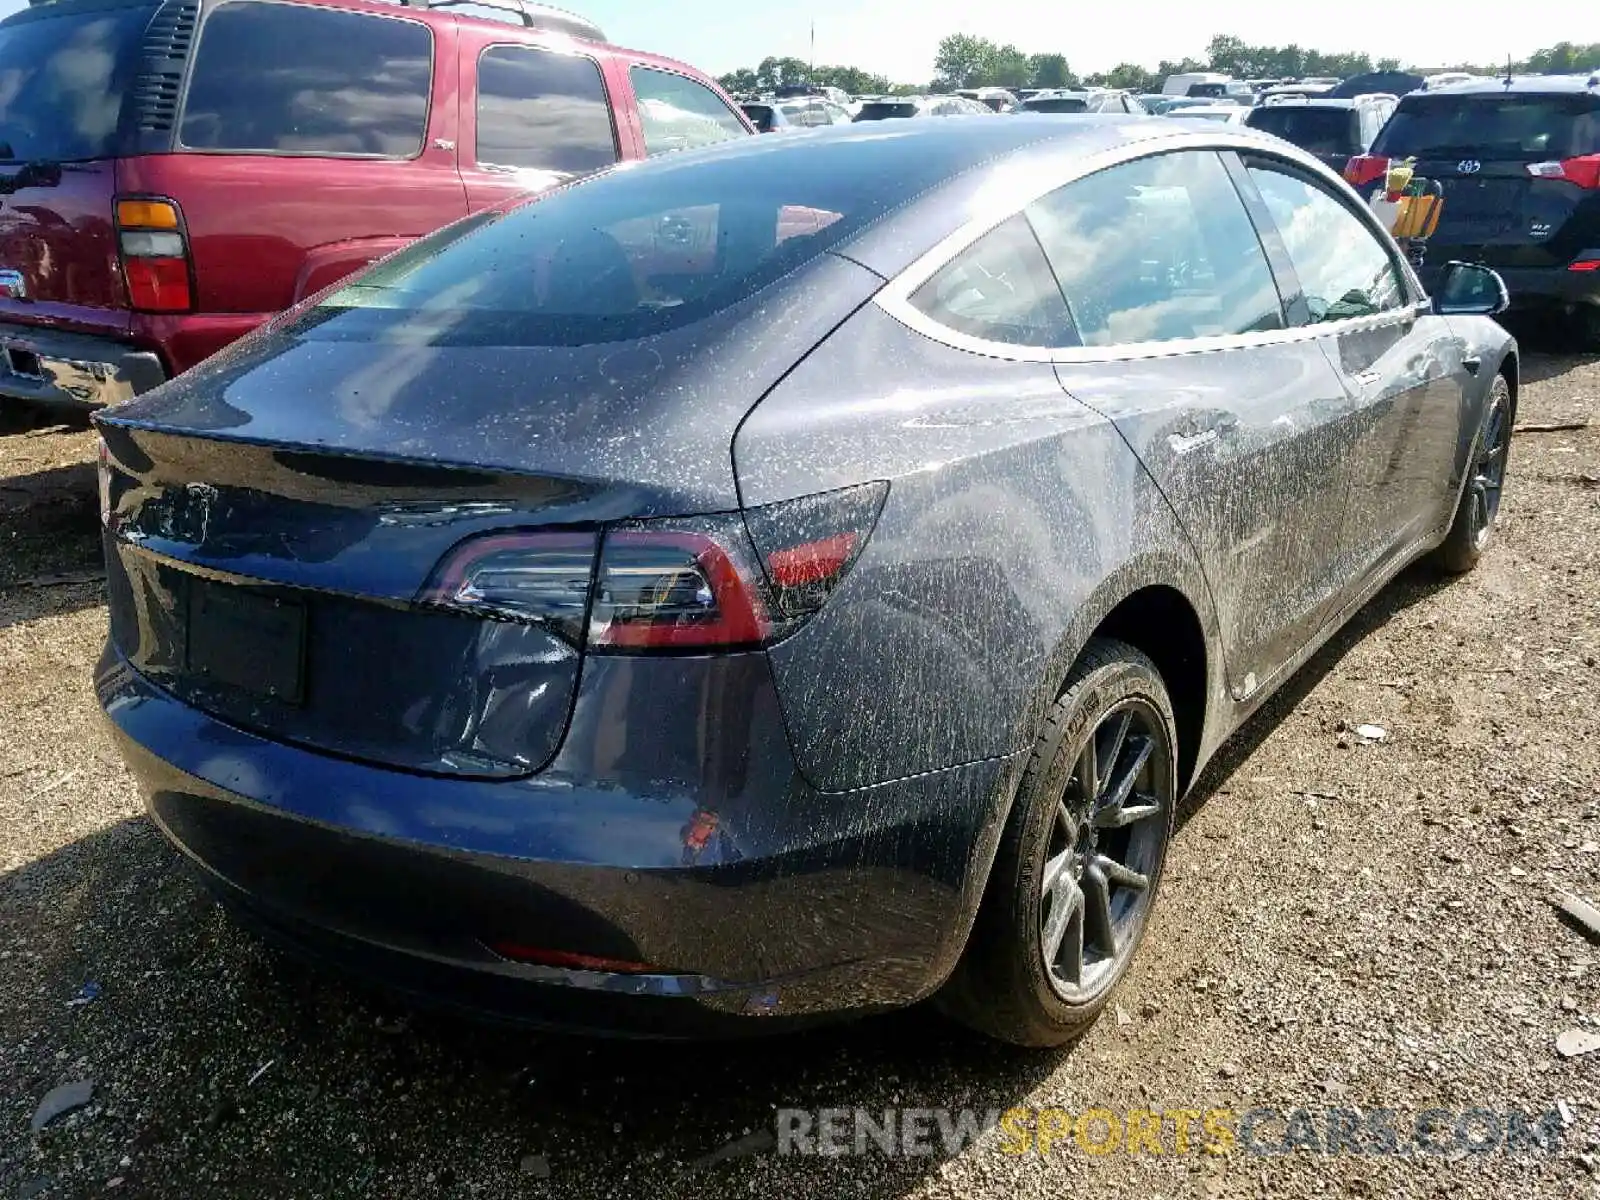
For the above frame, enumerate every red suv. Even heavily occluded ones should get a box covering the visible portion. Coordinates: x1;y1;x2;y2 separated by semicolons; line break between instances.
0;0;751;411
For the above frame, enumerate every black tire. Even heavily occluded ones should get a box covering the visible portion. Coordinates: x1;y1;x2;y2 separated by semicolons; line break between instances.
1574;305;1600;353
936;637;1178;1047
1431;372;1512;575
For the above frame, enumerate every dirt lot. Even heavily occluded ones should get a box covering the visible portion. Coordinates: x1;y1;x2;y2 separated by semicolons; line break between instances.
2;346;1598;1200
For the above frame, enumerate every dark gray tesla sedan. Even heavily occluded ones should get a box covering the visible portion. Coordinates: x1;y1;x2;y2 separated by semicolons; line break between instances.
95;118;1515;1045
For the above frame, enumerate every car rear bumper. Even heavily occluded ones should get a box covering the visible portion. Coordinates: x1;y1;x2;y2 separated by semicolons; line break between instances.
1417;255;1600;310
0;321;165;410
97;644;1015;1036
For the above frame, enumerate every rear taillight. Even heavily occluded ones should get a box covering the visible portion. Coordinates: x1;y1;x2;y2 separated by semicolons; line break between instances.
417;531;598;641
1344;154;1389;188
1527;155;1600;189
417;483;887;653
115;197;193;313
1569;258;1600;272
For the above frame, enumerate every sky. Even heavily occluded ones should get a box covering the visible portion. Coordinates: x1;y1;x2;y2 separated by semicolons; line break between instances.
2;0;1595;81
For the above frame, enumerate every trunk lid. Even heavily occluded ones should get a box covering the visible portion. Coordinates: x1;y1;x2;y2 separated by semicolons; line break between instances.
0;0;167;322
97;247;882;777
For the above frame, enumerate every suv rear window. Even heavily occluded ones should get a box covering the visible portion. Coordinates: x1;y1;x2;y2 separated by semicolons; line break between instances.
179;0;433;156
300;143;898;347
0;2;155;162
1246;106;1358;155
1022;97;1088;113
854;102;918;121
1373;94;1600;160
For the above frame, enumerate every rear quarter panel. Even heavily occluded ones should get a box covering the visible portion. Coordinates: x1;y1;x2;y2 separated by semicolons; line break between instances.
734;305;1224;793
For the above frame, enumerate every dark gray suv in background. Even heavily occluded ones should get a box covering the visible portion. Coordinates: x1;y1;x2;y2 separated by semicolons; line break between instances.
95;119;1516;1045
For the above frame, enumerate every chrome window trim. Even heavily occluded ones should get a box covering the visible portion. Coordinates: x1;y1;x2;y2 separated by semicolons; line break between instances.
873;129;1426;365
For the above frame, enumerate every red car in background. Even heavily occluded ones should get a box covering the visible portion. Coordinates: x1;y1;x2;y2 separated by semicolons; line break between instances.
0;0;751;412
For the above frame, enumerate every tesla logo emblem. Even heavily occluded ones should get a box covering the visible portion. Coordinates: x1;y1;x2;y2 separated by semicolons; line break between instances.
0;269;24;300
1457;159;1482;174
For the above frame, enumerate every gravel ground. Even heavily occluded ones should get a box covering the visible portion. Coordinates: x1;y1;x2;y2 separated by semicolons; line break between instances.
2;345;1598;1200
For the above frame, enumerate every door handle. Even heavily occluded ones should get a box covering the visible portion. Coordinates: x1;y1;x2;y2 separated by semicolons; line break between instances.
1462;355;1482;375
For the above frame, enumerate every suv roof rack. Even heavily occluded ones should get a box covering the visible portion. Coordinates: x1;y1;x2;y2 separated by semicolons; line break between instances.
395;0;605;40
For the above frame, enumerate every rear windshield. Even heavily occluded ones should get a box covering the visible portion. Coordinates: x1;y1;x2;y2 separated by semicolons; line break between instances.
298;147;889;346
1023;97;1088;113
854;102;917;121
1373;94;1600;160
1246;106;1358;155
0;2;155;162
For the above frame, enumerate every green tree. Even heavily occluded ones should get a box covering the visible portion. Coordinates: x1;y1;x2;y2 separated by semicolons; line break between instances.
1027;53;1073;89
1102;62;1155;92
1526;41;1600;73
755;56;811;90
1376;56;1403;71
717;68;759;96
810;65;892;94
989;43;1031;88
934;33;997;88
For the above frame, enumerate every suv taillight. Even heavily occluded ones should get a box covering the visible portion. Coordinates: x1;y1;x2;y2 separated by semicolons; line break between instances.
1527;155;1600;189
115;197;193;313
419;482;888;653
1343;154;1390;188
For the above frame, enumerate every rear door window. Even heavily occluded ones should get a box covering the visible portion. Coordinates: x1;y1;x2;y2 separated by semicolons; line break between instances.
1374;94;1600;160
475;45;616;185
630;67;746;155
909;213;1076;347
0;2;156;161
1245;162;1406;322
1245;106;1359;155
179;0;432;156
1027;149;1286;346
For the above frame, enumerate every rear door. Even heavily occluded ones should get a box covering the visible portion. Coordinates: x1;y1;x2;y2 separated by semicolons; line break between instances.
0;0;161;332
1240;154;1463;581
1371;90;1600;272
457;32;622;213
1032;147;1360;696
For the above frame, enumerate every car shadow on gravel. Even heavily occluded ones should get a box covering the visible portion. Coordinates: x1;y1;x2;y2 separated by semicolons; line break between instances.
1;815;1063;1199
0;461;104;628
1179;561;1447;824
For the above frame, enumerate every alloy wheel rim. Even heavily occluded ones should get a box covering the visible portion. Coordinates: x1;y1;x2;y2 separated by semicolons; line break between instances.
1469;395;1510;551
1039;700;1172;1003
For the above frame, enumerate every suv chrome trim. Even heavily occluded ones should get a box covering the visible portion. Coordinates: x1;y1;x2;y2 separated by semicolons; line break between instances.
873;129;1426;365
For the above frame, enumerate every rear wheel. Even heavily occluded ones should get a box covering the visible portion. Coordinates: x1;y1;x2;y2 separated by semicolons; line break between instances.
1431;373;1511;574
937;638;1177;1047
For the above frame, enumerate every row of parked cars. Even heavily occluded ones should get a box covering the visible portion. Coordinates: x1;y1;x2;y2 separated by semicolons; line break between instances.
2;0;1600;422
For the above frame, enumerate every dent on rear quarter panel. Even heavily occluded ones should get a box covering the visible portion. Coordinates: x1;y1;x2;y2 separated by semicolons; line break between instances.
735;304;1221;793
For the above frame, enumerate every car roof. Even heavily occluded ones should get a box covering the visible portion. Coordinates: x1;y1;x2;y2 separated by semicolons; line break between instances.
0;0;713;78
1416;73;1600;96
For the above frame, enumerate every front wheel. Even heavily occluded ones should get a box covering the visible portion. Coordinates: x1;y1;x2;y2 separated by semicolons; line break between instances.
936;638;1178;1047
1431;373;1511;574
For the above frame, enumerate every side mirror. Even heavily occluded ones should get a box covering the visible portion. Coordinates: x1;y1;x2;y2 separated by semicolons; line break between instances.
1432;261;1509;317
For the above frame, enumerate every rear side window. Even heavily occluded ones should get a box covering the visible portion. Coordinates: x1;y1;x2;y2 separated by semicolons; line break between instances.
1246;163;1405;323
1374;94;1600;160
1027;150;1285;346
0;3;155;162
909;214;1076;347
1245;106;1359;155
475;45;616;183
630;67;745;155
179;1;432;156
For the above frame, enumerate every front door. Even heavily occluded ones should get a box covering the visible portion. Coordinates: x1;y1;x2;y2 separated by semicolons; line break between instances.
1240;156;1465;583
